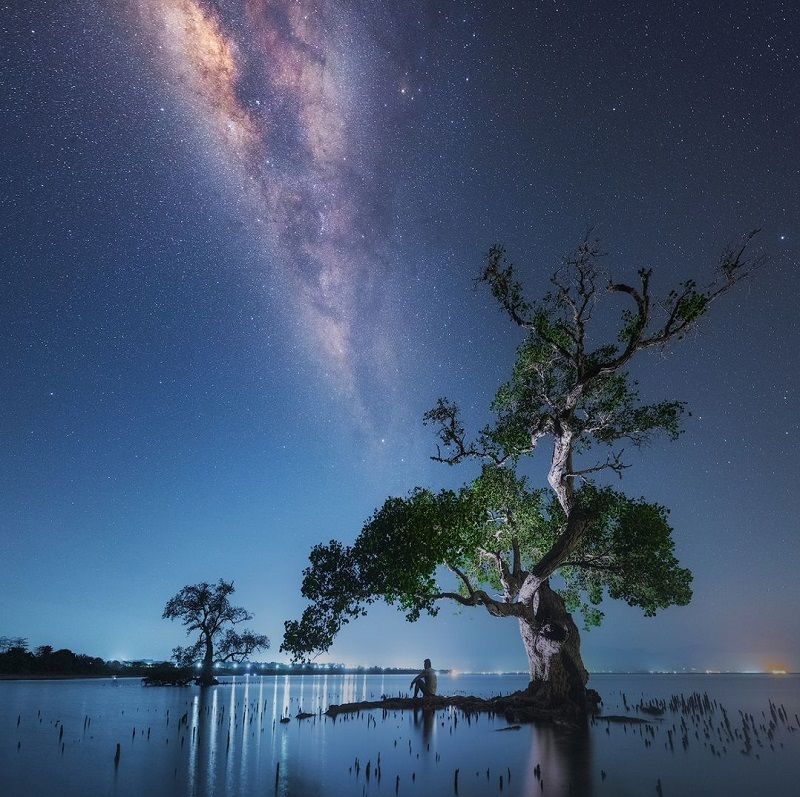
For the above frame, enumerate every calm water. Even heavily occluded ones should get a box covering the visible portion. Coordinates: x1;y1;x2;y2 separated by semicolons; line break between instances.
1;673;798;796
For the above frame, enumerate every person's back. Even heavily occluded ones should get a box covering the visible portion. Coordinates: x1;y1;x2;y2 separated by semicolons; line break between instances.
411;658;437;698
424;665;437;696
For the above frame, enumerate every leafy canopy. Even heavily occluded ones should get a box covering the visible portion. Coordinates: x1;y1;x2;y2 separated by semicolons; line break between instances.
282;468;692;659
283;232;760;660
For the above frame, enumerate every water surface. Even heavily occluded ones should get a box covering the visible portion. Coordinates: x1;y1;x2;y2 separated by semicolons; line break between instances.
2;673;798;796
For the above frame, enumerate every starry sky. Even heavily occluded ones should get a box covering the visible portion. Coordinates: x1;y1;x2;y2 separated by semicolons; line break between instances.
1;0;798;673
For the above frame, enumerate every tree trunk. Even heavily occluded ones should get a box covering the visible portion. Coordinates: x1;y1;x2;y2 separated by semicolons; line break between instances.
518;580;596;714
198;635;215;687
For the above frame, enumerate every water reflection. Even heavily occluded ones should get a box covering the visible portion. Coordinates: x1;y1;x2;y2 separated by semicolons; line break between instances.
281;675;290;718
239;677;251;792
271;674;278;728
522;722;593;797
412;706;435;747
186;685;219;797
224;678;237;792
1;674;798;797
277;723;289;797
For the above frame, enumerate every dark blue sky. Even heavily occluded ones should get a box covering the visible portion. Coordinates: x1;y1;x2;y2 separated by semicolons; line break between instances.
1;0;798;672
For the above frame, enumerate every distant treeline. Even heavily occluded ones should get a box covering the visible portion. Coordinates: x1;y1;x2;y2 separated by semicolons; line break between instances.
0;637;148;677
0;637;442;678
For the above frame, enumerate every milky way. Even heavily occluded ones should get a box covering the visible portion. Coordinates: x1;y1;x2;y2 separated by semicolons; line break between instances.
136;0;397;422
4;0;797;671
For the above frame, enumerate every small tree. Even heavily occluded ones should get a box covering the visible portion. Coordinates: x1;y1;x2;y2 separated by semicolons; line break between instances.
0;636;28;653
282;232;761;712
163;579;269;685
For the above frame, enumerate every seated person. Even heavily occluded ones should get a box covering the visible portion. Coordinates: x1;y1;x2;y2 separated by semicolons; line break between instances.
410;658;437;698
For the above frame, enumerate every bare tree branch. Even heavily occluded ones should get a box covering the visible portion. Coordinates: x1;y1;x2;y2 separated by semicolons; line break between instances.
447;563;477;598
425;398;531;466
478;547;515;597
566;450;629;483
431;589;520;617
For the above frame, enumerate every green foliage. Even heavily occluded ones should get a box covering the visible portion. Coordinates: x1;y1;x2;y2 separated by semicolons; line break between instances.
284;233;757;659
482;244;532;324
482;247;690;460
282;468;695;658
460;467;552;584
556;487;693;627
282;489;468;659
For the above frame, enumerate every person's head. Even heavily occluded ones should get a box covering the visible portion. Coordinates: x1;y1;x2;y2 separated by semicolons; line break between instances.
424;658;431;669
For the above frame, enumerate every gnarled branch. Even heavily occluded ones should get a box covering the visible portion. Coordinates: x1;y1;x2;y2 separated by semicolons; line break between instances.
566;450;629;483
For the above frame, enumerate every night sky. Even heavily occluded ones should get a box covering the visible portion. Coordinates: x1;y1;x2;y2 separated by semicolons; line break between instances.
2;0;798;673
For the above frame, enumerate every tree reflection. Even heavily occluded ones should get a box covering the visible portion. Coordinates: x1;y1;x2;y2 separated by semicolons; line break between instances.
523;720;594;796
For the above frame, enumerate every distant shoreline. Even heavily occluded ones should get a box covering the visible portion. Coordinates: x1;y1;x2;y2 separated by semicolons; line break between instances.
0;670;426;681
0;674;136;681
1;670;795;682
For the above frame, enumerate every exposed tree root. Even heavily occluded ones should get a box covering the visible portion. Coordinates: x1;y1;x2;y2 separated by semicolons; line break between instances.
324;687;603;725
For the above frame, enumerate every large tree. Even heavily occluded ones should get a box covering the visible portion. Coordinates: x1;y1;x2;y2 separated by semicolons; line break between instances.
282;233;761;711
163;579;269;686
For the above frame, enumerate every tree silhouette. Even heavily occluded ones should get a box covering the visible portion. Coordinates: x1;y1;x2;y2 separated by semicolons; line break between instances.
163;579;269;686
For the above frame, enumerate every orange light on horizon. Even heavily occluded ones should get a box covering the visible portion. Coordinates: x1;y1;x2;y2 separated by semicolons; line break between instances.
764;661;790;674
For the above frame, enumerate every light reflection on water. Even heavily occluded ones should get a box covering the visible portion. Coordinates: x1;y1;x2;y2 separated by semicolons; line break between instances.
1;674;798;796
